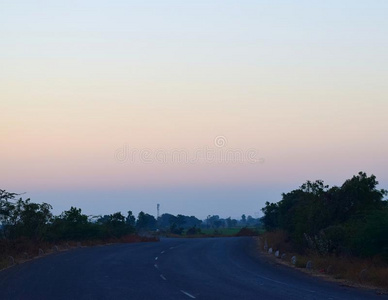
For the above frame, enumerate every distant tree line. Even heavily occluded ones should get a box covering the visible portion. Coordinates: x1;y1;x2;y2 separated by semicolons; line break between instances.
0;190;159;242
261;172;388;260
156;213;261;235
205;214;260;229
157;213;202;235
0;189;260;242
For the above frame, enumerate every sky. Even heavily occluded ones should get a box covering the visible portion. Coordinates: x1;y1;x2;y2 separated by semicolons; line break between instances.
1;1;388;219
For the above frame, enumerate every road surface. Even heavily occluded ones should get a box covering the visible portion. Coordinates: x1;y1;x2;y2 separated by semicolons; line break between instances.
0;237;385;299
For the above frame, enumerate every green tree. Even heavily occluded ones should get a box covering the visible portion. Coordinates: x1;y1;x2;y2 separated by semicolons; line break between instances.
50;207;92;241
261;172;388;258
8;198;53;240
136;212;157;231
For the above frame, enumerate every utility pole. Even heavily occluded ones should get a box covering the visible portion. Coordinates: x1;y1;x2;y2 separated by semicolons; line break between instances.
157;203;160;220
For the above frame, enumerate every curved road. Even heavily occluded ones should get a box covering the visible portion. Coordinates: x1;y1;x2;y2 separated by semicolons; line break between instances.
0;237;385;299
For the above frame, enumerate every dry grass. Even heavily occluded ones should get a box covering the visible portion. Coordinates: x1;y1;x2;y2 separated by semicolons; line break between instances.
259;231;388;292
0;235;159;271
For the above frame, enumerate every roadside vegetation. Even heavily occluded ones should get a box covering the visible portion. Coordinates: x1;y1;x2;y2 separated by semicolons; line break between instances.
0;189;261;270
260;172;388;290
0;190;159;270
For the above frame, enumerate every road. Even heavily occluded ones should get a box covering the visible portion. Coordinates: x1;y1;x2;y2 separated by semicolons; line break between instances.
0;237;385;299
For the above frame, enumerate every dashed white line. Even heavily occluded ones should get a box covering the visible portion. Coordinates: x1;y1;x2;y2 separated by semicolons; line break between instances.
180;290;196;299
161;251;165;254
169;247;174;250
155;257;158;260
160;274;167;281
154;264;159;269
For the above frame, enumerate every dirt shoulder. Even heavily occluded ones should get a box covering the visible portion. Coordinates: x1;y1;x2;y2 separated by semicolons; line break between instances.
255;235;388;295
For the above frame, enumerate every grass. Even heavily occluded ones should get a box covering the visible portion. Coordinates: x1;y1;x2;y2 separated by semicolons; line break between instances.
259;230;388;291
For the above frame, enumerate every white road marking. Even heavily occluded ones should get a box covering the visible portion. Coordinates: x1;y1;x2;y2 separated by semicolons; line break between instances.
155;257;158;260
169;247;174;250
154;264;159;269
160;274;167;281
161;251;165;254
180;290;196;299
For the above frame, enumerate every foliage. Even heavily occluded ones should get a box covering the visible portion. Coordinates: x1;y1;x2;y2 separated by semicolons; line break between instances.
347;209;388;259
126;211;136;227
206;215;223;228
136;211;157;231
0;193;138;242
97;212;135;238
186;226;202;235
157;213;203;235
261;172;388;259
1;196;52;241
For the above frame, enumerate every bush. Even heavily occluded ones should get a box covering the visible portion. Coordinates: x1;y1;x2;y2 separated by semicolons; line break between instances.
236;227;258;236
186;226;201;235
348;210;388;259
261;172;388;261
322;225;347;255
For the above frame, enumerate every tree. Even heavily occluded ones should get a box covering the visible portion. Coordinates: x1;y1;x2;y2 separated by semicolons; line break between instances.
126;211;136;227
157;213;175;229
240;214;247;225
61;207;88;224
0;190;19;237
260;172;388;258
206;215;222;228
8;198;52;240
106;212;132;237
183;216;202;228
261;202;280;231
136;212;157;231
176;214;186;227
51;207;91;241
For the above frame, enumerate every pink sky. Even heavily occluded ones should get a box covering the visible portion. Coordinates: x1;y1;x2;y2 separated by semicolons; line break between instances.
1;1;387;218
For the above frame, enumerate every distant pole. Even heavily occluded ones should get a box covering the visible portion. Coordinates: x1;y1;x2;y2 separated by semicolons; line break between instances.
157;204;160;219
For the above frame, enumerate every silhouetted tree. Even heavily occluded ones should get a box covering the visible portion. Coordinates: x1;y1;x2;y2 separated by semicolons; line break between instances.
126;211;136;227
136;212;157;231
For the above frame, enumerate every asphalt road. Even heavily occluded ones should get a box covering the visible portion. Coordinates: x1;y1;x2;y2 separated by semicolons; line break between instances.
0;237;385;300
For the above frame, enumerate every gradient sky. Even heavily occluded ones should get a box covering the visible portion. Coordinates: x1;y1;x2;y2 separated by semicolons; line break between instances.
2;1;388;219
